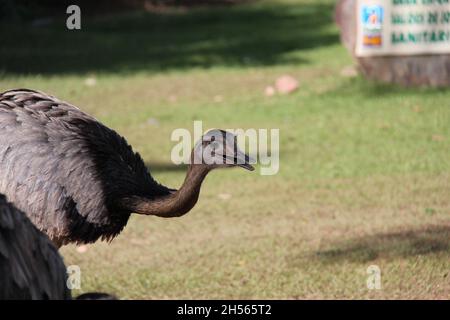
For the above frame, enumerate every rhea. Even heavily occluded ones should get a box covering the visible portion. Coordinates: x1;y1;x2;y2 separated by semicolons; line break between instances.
0;193;117;300
0;194;70;299
0;89;254;247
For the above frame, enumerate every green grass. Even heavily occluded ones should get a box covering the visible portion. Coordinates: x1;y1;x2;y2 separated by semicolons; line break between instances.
1;0;449;299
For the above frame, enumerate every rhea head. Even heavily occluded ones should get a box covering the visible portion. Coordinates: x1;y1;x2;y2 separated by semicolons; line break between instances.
192;129;254;171
118;129;254;218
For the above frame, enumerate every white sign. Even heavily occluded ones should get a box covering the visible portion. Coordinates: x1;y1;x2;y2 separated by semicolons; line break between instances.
356;0;450;56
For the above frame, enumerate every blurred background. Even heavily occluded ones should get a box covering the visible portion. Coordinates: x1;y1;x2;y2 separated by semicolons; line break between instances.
0;0;449;299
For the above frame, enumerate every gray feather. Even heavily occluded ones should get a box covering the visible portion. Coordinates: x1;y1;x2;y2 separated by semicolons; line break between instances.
0;194;71;300
0;89;172;245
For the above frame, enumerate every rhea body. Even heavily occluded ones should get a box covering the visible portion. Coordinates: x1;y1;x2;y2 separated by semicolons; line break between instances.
0;193;117;300
0;89;253;247
0;194;70;299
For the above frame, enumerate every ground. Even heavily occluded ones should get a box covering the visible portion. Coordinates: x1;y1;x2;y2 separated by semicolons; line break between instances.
0;0;449;299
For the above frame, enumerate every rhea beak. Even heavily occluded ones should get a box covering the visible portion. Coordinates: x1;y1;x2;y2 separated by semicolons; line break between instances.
221;133;255;171
233;148;255;171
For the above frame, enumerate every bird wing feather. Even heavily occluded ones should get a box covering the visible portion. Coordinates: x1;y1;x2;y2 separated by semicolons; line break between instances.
0;194;71;299
0;89;171;245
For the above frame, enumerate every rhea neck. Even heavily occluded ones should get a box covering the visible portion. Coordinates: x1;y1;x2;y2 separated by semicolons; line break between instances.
121;163;211;217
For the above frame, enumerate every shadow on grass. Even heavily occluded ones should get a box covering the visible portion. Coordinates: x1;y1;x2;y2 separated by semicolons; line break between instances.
313;225;450;264
0;1;338;75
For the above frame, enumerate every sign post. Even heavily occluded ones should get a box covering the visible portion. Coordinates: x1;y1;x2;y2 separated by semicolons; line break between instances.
336;0;450;86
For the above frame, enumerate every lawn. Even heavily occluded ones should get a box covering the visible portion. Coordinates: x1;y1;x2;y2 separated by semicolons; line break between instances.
1;0;449;299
